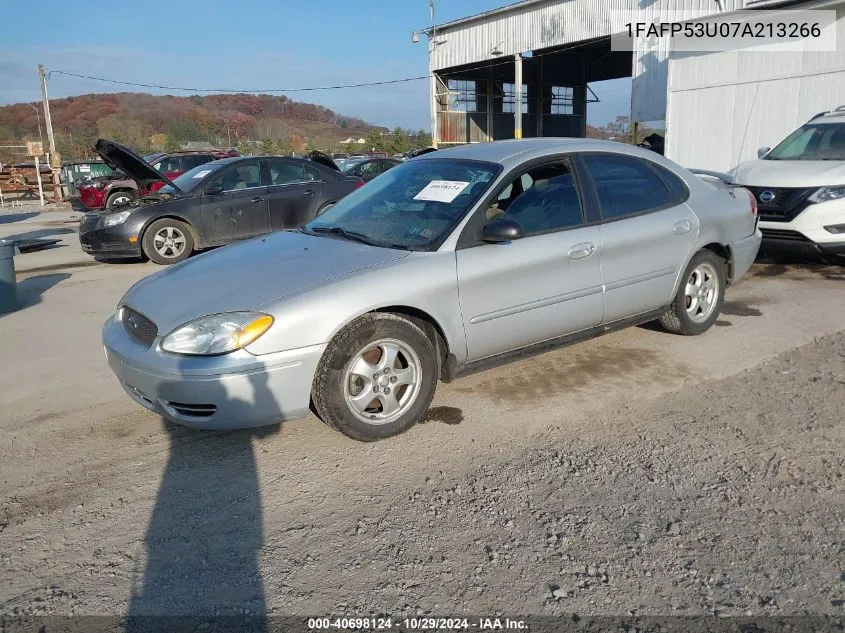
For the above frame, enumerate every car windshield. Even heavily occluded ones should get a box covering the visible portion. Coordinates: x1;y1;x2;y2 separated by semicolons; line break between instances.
158;162;226;193
143;153;164;163
765;121;845;160
303;158;500;251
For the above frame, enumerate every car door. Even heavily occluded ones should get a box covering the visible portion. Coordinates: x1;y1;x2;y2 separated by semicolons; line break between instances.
578;152;699;323
200;159;268;244
265;158;324;231
456;158;604;362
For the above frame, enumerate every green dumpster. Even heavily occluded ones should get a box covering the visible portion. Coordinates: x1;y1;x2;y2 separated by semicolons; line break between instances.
62;160;114;196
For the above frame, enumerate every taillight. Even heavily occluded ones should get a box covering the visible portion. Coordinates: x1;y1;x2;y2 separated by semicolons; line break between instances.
745;188;758;216
354;180;364;188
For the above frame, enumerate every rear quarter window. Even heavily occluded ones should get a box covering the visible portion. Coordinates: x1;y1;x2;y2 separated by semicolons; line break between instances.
650;163;689;204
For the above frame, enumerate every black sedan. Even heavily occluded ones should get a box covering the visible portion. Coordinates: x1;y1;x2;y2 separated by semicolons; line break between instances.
78;140;364;264
343;158;401;182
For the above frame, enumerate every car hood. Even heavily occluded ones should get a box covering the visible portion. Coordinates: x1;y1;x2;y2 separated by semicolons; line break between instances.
94;139;182;191
121;230;409;334
308;150;340;172
734;158;845;187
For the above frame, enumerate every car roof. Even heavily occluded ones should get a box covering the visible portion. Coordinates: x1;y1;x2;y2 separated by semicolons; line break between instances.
414;138;661;169
809;110;845;124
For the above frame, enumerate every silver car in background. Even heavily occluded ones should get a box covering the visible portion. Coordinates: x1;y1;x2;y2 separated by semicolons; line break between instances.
103;139;761;441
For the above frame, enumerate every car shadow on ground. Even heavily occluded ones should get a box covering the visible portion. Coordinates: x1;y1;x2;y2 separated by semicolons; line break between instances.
1;272;71;316
126;360;280;632
3;227;74;242
0;212;40;224
754;251;845;281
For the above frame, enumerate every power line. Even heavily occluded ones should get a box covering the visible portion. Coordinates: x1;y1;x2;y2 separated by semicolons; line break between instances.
45;38;611;95
45;69;429;93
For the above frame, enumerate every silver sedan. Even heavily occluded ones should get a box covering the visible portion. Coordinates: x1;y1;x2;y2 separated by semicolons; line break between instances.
103;139;761;441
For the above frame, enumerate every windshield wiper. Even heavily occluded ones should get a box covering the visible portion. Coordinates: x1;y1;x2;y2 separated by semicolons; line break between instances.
305;226;381;246
304;226;411;251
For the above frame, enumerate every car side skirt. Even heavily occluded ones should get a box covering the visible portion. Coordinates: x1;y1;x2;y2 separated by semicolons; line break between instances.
442;306;670;383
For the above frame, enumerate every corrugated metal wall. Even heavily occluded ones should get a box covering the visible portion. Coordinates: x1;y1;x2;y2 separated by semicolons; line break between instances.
631;0;745;121
666;5;845;172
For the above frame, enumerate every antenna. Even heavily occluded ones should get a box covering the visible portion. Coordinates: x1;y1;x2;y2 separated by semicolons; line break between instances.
735;82;761;176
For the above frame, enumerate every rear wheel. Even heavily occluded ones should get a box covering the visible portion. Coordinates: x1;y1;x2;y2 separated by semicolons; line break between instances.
659;250;726;335
315;202;335;216
106;190;136;209
142;218;194;265
312;313;438;441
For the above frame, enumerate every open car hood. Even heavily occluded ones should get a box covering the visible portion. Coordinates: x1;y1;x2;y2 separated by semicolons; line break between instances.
94;139;182;192
308;150;340;172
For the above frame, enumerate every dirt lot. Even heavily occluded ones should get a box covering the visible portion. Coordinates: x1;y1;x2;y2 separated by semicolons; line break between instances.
0;210;844;623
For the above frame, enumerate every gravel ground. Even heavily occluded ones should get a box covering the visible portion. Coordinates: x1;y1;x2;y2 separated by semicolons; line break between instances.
2;331;843;623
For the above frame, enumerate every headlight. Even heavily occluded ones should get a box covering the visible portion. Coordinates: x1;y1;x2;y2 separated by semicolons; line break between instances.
808;186;845;203
102;210;131;227
160;312;274;355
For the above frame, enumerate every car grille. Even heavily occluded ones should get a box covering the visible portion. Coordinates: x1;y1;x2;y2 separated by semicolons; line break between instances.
79;212;100;233
760;228;811;242
744;186;815;222
122;306;158;347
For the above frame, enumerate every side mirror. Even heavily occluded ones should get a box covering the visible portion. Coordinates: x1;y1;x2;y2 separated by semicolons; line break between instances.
757;147;771;159
204;181;224;195
482;217;523;243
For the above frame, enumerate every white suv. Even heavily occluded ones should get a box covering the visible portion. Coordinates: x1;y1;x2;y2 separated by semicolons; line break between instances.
734;108;845;259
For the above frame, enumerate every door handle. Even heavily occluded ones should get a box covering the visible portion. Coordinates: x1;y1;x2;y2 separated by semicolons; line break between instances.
303;189;314;196
250;196;264;203
673;220;692;234
567;242;596;260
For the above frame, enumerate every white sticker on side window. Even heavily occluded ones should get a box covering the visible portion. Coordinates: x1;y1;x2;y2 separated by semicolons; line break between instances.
413;180;470;203
192;170;212;179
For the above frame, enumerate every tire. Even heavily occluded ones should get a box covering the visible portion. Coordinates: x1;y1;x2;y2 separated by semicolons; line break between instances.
105;190;136;209
659;249;726;335
315;202;334;216
312;313;439;441
141;218;194;265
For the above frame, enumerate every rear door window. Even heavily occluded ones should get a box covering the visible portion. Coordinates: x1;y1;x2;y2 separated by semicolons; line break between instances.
267;158;320;186
154;156;181;173
582;154;673;220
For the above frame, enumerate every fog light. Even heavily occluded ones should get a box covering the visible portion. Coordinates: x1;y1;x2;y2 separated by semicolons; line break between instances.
824;224;845;234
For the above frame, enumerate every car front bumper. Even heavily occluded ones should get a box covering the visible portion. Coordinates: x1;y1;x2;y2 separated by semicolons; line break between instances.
758;198;845;256
79;219;143;259
102;314;325;430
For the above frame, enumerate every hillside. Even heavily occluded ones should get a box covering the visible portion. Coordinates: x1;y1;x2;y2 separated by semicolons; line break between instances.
0;92;423;161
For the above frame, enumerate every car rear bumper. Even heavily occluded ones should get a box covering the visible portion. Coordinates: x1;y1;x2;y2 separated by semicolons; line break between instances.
729;228;762;281
102;315;325;430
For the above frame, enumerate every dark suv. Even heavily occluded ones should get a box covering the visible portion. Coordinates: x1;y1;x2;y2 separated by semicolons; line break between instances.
78;150;235;210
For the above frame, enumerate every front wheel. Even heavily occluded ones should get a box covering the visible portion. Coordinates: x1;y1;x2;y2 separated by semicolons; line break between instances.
659;250;726;335
312;313;438;441
141;218;194;265
106;190;136;209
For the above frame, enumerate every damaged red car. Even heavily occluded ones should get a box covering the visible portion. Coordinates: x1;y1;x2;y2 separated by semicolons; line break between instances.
78;149;237;210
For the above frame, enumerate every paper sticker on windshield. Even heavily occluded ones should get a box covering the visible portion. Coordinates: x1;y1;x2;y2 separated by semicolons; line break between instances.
192;169;212;179
413;180;470;203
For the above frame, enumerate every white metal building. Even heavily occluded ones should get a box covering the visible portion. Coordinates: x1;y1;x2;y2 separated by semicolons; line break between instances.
428;0;845;174
665;0;845;172
425;0;744;146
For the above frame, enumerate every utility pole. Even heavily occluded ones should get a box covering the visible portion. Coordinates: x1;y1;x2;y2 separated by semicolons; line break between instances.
429;0;438;149
38;65;61;202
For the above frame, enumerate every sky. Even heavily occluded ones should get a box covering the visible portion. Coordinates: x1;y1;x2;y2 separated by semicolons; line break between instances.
0;0;632;130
